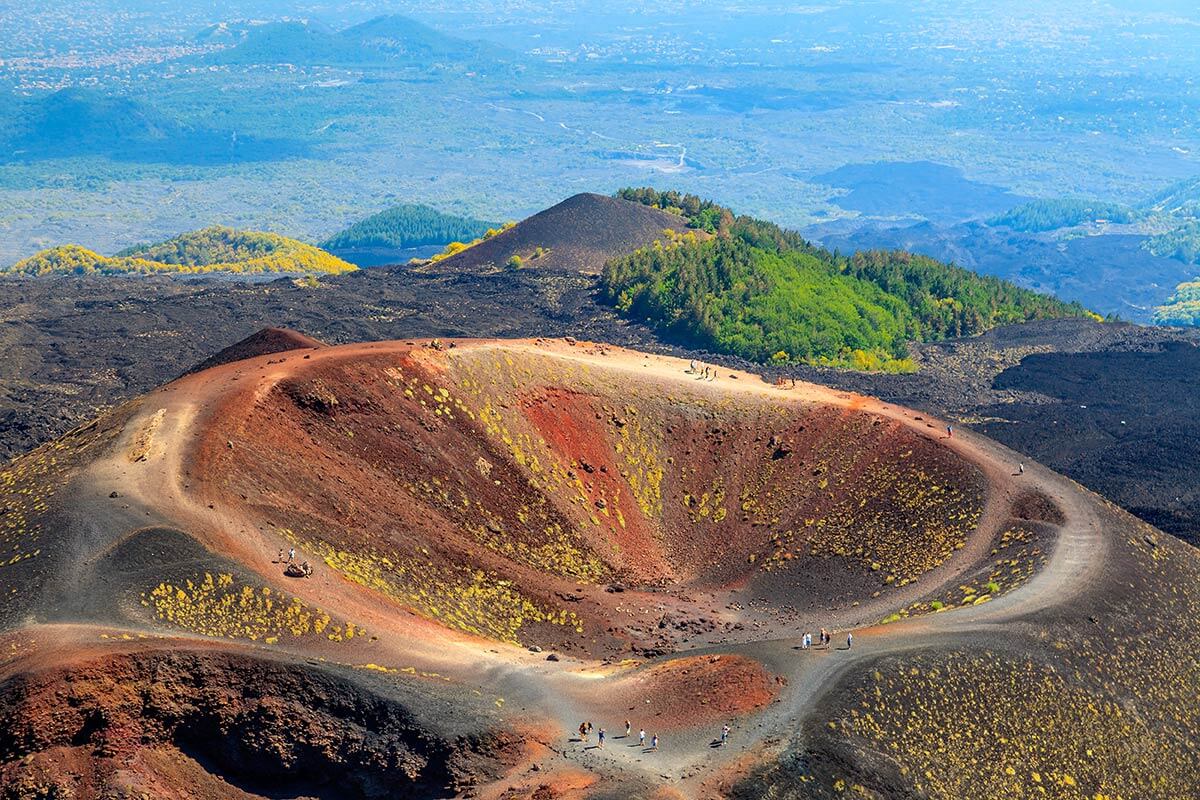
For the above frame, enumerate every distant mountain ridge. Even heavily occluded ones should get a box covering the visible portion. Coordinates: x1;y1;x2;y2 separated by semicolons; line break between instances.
210;15;513;69
1142;176;1200;217
3;87;306;165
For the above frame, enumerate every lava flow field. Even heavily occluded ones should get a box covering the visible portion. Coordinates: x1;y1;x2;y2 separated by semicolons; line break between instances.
1;337;1198;799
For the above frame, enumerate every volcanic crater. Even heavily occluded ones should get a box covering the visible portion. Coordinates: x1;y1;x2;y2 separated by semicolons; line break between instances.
3;336;1199;798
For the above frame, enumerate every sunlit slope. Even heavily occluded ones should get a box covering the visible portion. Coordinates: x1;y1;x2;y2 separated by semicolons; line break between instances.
8;227;356;275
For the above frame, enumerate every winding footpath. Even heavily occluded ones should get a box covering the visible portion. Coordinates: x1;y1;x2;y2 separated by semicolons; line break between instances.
50;339;1116;795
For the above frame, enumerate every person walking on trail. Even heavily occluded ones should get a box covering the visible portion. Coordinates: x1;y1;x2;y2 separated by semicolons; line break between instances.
624;720;631;737
946;425;954;438
801;632;810;649
639;729;646;747
579;722;588;742
689;360;697;374
277;548;284;563
651;734;659;751
846;631;854;649
288;547;296;563
820;628;829;647
1018;463;1025;475
598;728;606;748
721;724;730;745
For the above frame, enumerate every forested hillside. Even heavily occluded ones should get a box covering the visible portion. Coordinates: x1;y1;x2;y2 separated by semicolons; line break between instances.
1154;280;1200;326
321;204;496;251
9;227;356;276
989;198;1138;232
604;189;1096;370
1146;220;1200;266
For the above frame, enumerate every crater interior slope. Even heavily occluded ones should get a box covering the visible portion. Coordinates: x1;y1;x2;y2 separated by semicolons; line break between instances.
0;337;1196;799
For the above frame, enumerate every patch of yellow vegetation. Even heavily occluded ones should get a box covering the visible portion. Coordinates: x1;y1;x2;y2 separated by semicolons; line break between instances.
833;651;1193;798
0;419;117;572
142;572;362;643
819;520;1200;798
9;228;357;276
428;222;516;263
682;477;728;524
895;525;1047;623
297;536;583;644
612;406;664;518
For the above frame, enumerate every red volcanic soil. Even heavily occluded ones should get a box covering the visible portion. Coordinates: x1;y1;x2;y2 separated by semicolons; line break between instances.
0;641;522;800
520;387;674;583
184;339;989;659
606;654;779;730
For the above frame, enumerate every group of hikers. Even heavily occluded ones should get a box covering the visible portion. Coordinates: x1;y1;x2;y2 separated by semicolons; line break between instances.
799;628;851;649
576;720;661;751
277;547;312;578
571;630;863;757
687;361;718;381
575;720;739;753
